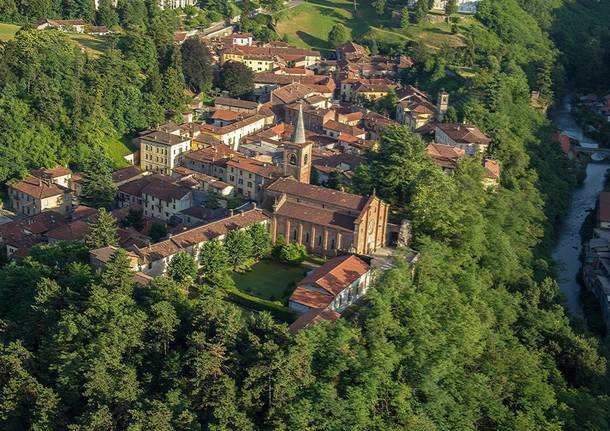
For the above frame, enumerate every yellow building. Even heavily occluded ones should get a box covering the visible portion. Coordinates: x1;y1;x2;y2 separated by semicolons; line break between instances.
136;130;191;174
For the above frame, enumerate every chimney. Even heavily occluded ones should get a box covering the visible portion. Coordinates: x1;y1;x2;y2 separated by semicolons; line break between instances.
252;202;257;209
229;209;234;216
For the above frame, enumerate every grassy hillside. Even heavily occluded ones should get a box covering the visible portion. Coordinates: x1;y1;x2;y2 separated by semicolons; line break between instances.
0;23;109;56
0;23;20;41
275;0;471;52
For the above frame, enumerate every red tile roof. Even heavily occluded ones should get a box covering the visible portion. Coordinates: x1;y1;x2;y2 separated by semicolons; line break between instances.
275;201;356;231
298;255;370;296
266;177;368;211
211;109;241;122
435;123;490;145
9;176;71;199
288;307;340;333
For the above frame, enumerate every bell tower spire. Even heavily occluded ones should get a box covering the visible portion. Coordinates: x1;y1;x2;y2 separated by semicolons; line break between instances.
291;102;306;144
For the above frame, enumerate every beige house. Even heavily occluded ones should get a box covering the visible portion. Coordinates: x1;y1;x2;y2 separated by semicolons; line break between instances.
8;168;74;216
434;123;491;155
136;130;191;174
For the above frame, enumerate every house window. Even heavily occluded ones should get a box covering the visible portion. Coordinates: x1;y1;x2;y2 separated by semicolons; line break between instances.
247;181;252;188
292;229;297;241
289;153;297;165
305;232;310;243
304;154;309;165
331;238;336;249
317;235;322;246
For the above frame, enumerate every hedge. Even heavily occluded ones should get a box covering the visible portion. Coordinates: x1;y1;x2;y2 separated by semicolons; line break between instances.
225;289;298;323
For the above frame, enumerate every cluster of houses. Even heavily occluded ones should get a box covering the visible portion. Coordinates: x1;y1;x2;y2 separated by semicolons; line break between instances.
1;34;500;332
578;94;610;123
583;192;610;330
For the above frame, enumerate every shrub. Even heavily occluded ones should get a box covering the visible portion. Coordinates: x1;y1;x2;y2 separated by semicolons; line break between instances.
272;239;308;266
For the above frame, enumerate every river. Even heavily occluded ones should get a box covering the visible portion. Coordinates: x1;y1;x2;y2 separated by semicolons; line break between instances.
550;96;610;317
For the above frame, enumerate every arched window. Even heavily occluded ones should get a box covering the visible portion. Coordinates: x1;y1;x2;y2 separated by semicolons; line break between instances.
289;153;297;165
304;153;309;165
292;229;297;241
305;232;310;243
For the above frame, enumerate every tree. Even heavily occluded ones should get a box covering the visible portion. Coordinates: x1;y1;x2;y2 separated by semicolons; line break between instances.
96;0;119;28
369;37;379;55
414;0;428;23
85;208;119;250
100;247;135;294
148;301;178;355
247;223;272;260
149;223;168;242
372;0;385;15
217;61;254;97
400;7;410;29
199;239;230;279
224;229;254;270
124;207;144;231
79;149;117;209
167;251;198;283
272;239;307;266
445;0;458;17
181;38;213;93
327;23;348;48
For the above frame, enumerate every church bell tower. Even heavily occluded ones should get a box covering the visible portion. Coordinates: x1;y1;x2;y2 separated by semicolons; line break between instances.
283;103;313;184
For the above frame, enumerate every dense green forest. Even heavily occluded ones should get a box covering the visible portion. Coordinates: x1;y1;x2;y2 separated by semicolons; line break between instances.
1;0;610;429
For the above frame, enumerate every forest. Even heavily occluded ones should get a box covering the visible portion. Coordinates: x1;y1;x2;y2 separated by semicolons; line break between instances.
1;0;610;429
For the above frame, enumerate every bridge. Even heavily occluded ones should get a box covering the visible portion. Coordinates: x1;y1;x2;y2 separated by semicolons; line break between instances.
568;146;610;160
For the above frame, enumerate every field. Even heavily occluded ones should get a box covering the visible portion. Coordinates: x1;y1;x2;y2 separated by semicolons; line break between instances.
107;138;136;167
233;259;322;303
66;33;111;57
0;23;20;41
275;0;470;52
0;23;110;56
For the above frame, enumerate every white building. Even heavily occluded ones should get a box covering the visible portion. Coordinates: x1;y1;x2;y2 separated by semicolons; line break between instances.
289;255;372;314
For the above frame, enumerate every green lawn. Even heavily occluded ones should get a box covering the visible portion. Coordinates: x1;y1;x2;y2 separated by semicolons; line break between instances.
66;33;111;57
0;23;20;41
275;0;469;52
233;259;321;303
106;137;136;168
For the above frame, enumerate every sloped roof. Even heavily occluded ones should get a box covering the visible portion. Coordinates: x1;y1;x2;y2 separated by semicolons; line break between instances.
435;123;491;145
298;255;370;296
288;307;340;333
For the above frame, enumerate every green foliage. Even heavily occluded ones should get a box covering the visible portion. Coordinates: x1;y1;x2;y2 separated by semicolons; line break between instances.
224;229;254;270
96;0;119;28
225;289;297;322
180;37;213;93
327;23;348;48
246;223;272;260
217;61;254;97
167;251;197;284
272;239;308;266
124;207;144;231
149;223;168;243
84;208;119;250
400;7;410;29
79;148;118;209
198;238;230;279
445;0;457;16
372;0;385;15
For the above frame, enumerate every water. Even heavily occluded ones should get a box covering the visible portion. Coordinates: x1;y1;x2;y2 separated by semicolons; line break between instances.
550;95;610;317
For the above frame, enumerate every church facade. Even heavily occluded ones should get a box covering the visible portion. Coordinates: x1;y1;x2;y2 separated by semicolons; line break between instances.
262;177;389;257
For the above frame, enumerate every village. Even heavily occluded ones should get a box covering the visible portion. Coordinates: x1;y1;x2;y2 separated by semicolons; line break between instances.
0;30;500;332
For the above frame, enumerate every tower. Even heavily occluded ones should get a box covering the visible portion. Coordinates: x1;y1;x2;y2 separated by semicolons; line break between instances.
283;103;313;184
436;90;449;121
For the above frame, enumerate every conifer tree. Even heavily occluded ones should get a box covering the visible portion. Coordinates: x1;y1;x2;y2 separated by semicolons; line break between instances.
85;208;119;250
79;149;117;209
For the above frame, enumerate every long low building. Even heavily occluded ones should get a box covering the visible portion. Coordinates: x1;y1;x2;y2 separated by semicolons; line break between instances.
132;209;269;276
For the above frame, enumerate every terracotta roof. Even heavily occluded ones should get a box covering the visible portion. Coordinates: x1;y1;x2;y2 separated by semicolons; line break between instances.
137;130;190;146
118;174;175;197
435;123;491;145
275;201;356;231
0;211;65;239
185;144;235;164
45;219;89;241
290;286;333;309
426;143;465;159
174;31;187;42
272;82;320;105
254;72;332;87
312;153;362;173
200;113;269;136
142;178;191;202
266;177;368;211
483;159;500;179
30;166;71;179
172;167;232;190
211;109;242;122
224;45;320;60
112;166;142;183
323;120;365;137
225;154;282;178
288;307;340;333
600;192;610;223
9;176;71;199
214;97;259;110
298;255;370;295
136;209;269;261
